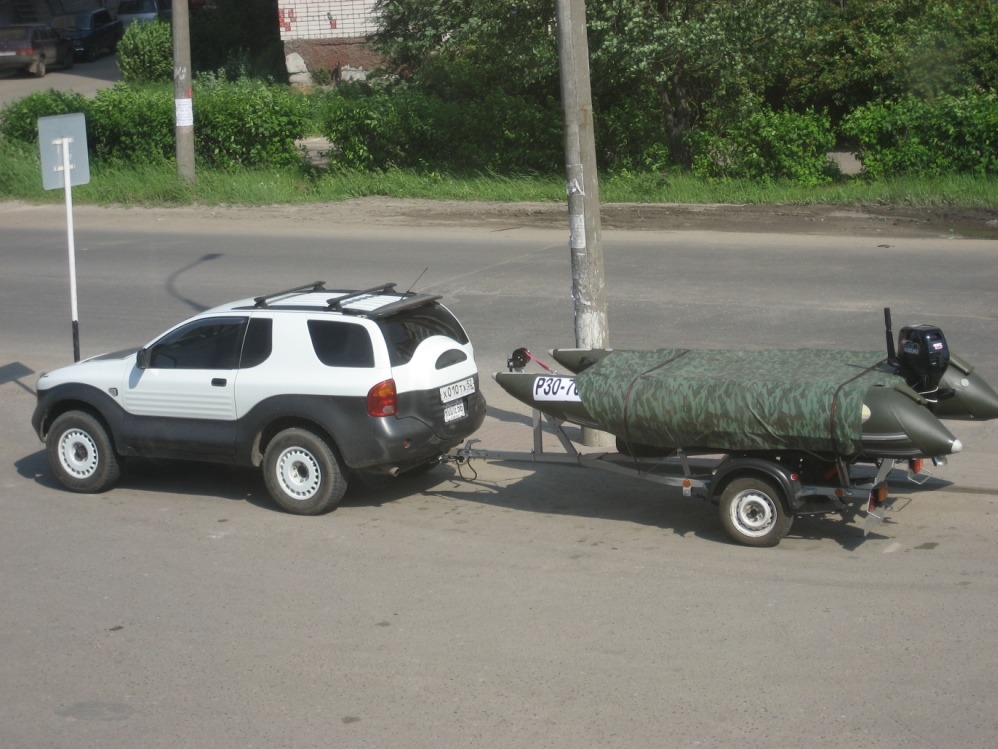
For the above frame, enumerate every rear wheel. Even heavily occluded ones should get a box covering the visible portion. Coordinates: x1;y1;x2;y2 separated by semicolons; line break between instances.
46;411;121;493
719;476;792;547
263;428;346;515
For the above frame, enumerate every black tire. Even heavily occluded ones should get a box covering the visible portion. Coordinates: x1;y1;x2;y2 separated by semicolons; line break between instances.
263;428;346;515
718;476;792;547
46;411;121;493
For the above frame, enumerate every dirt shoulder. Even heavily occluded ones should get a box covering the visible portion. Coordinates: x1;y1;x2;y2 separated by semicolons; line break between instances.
339;199;998;239
4;198;996;239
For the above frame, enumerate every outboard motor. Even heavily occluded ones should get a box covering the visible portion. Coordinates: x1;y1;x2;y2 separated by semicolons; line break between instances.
897;324;950;393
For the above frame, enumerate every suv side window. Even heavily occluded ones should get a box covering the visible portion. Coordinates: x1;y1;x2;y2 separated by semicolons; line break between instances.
308;320;374;368
149;317;247;370
239;317;272;368
378;304;470;365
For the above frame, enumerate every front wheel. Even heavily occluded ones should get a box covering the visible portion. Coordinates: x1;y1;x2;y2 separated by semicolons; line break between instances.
46;411;121;493
719;477;792;547
263;428;346;515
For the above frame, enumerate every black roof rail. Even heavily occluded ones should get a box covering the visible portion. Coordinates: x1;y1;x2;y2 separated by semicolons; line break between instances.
326;283;398;311
254;281;326;308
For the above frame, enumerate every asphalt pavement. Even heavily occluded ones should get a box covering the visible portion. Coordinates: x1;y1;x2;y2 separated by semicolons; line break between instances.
2;202;997;748
3;46;998;749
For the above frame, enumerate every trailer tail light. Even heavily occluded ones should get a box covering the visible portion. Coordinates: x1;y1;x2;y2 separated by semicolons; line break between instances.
367;379;398;417
870;483;890;507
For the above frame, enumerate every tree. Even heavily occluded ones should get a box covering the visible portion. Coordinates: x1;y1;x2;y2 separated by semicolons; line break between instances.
374;0;822;166
785;0;998;122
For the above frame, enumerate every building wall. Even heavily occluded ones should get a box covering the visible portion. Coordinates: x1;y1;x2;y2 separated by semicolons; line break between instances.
277;0;383;84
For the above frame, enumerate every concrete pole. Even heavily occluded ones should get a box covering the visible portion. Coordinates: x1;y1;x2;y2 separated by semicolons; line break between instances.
555;0;610;445
173;0;195;182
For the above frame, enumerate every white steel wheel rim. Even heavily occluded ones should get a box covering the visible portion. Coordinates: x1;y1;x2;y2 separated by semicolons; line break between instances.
275;447;321;501
58;428;100;479
730;489;777;538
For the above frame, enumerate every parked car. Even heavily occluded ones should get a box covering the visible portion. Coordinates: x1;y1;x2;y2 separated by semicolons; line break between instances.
52;9;123;62
0;23;74;76
117;0;171;29
31;282;487;515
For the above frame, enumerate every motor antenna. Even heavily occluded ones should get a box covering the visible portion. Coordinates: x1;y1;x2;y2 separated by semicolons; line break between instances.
884;307;897;361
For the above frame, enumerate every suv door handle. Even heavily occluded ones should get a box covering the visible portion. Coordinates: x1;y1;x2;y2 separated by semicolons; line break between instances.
211;378;227;387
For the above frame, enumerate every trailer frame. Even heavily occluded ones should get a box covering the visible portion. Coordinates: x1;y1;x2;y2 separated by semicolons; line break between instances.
446;409;923;546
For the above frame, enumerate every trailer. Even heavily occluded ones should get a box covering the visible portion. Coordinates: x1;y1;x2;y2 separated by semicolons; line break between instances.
445;398;937;548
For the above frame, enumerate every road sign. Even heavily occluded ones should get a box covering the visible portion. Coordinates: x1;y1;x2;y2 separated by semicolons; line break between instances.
38;113;90;190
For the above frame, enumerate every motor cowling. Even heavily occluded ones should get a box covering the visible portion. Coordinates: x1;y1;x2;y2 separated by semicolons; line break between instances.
897;324;950;392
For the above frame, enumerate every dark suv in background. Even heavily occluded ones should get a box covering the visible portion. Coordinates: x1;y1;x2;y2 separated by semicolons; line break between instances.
52;8;123;62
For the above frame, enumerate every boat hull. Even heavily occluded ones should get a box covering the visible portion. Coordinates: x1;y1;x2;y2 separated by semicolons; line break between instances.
496;361;963;460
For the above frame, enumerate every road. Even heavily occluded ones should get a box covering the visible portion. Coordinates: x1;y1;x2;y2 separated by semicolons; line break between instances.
1;201;997;748
0;52;121;105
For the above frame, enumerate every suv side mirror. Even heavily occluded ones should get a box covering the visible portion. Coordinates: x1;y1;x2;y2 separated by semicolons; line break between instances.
137;347;151;369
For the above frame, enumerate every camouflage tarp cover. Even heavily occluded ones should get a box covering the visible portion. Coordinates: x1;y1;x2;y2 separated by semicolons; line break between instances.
575;349;910;455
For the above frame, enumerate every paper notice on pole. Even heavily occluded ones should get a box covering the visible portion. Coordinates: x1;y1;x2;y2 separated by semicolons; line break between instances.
175;98;194;127
570;213;586;250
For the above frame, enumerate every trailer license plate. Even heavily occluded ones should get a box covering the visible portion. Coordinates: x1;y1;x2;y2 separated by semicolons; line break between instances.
444;401;467;423
532;376;581;401
440;377;475;403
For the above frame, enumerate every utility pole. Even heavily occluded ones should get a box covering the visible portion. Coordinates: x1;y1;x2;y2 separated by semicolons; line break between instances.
173;0;195;182
555;0;610;445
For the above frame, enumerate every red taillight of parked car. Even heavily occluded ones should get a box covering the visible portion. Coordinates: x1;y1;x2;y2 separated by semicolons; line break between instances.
367;379;398;417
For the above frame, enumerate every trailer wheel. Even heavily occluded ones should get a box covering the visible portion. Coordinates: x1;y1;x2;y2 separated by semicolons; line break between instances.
719;477;792;547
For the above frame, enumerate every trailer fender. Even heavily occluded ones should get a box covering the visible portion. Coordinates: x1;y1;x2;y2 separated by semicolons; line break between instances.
709;457;802;512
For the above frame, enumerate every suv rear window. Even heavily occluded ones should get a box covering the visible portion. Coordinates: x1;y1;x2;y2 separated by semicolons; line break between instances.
378;304;469;365
308;320;374;368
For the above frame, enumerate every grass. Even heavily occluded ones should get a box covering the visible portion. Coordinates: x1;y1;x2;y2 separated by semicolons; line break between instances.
2;138;996;210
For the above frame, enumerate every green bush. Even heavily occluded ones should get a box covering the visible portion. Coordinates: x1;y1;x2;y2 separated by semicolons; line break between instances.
687;108;836;185
117;20;174;84
842;91;998;178
194;76;309;168
0;89;90;143
314;84;561;173
1;80;310;170
87;84;175;163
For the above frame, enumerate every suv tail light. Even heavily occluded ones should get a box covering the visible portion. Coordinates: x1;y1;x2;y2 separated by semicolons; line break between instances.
367;379;398;417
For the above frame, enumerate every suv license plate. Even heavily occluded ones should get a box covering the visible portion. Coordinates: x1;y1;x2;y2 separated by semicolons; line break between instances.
440;376;475;403
444;401;467;423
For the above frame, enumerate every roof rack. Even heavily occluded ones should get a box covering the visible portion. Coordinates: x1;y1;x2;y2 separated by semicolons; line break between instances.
254;281;326;308
326;283;398;311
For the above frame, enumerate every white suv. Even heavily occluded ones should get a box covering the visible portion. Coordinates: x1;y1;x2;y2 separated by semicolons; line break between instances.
31;282;486;515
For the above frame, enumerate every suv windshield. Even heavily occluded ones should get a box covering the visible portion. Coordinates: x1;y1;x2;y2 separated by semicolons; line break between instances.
378;304;469;365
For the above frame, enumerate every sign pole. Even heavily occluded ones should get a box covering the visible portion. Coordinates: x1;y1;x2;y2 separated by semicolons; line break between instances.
39;113;90;362
58;137;82;362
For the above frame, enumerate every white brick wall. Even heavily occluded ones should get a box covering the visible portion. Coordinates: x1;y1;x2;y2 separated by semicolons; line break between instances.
277;0;379;41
